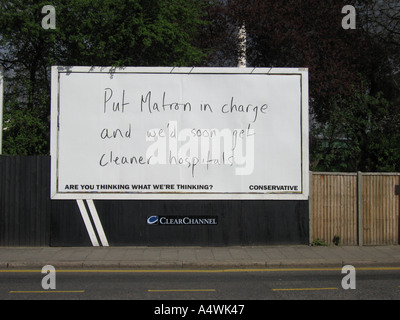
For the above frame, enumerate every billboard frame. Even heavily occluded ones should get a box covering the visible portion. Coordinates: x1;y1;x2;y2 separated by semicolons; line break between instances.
50;66;309;200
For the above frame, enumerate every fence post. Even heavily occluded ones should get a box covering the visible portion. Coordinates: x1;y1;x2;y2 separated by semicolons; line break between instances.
357;171;363;246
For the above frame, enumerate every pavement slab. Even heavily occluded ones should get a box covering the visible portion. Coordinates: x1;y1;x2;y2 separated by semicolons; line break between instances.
0;245;400;269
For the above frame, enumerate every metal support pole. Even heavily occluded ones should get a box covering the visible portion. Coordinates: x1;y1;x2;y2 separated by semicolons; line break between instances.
237;23;247;68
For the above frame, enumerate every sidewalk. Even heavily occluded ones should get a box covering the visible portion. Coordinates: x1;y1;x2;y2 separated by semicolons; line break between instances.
1;245;400;269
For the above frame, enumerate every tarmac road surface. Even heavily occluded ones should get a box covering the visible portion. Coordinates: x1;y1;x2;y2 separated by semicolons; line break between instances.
2;267;400;301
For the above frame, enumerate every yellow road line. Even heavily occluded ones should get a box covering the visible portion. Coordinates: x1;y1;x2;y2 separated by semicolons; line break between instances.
272;287;339;292
1;267;400;273
148;289;216;292
9;290;85;293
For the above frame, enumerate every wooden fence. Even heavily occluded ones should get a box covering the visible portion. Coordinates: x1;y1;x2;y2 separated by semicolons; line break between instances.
1;155;399;246
310;172;400;246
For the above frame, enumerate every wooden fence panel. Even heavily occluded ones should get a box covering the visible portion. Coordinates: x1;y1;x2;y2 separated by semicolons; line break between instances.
362;174;400;245
312;173;358;245
312;172;400;246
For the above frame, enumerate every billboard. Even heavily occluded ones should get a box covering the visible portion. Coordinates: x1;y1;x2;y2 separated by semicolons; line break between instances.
51;67;309;200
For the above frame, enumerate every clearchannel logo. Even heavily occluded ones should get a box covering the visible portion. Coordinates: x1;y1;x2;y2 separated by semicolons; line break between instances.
147;215;218;226
147;216;159;225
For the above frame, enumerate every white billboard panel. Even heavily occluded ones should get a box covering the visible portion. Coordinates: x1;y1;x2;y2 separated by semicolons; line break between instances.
51;67;309;200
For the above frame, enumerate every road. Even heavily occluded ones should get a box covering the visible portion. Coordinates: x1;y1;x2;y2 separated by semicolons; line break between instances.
1;267;400;303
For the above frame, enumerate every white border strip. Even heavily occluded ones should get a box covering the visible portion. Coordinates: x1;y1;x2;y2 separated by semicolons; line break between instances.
76;200;100;247
50;66;59;198
86;200;109;247
0;66;4;154
51;67;309;200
